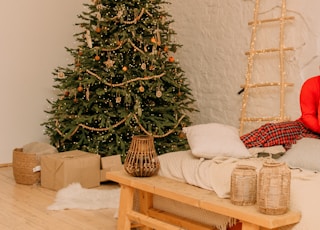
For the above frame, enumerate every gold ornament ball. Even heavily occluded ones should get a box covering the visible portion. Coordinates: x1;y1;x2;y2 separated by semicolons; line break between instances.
94;55;100;61
58;72;65;78
139;85;145;92
95;27;101;33
122;66;128;72
77;86;84;92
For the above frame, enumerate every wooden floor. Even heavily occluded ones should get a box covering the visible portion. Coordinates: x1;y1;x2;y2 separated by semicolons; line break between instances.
0;166;118;230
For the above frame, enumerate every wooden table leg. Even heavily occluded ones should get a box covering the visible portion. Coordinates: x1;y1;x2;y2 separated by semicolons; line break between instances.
241;221;260;230
117;184;134;230
139;191;153;230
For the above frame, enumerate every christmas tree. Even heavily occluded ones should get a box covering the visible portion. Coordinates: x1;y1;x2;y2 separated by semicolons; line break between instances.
42;0;197;159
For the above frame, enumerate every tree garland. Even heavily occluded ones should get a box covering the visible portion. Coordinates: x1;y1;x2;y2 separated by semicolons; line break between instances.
86;69;166;87
54;113;186;139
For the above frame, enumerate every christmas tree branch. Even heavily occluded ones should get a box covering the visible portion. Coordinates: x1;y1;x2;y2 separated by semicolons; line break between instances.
54;112;185;139
145;10;153;18
133;113;186;138
86;69;166;87
97;38;144;54
107;8;146;24
123;8;145;24
127;39;145;54
54;113;132;138
100;40;127;52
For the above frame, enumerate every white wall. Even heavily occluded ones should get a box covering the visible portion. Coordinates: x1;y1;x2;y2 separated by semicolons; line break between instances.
1;0;320;163
167;0;320;133
0;1;86;163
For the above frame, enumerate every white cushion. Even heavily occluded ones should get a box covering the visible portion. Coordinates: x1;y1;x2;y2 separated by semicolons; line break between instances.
23;142;58;155
183;123;251;159
278;138;320;171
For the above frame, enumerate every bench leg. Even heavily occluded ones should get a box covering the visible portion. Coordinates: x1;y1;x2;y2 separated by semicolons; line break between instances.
241;221;260;230
117;184;134;230
139;191;153;230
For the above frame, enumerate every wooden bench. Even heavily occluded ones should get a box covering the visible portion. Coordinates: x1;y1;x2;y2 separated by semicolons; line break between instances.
106;170;301;230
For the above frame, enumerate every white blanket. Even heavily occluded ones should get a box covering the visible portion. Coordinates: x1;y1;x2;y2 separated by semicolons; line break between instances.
158;150;265;198
158;150;320;230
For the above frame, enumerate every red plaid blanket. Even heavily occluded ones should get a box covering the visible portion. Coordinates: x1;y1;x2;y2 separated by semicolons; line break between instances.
240;120;320;150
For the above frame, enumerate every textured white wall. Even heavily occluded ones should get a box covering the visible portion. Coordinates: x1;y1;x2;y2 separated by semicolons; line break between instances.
168;0;320;134
1;0;320;163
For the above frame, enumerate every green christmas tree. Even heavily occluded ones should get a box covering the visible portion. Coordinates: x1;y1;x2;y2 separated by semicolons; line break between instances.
42;0;197;159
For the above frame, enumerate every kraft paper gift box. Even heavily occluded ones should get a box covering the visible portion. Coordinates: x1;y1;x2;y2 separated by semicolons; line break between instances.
100;154;123;182
41;150;100;191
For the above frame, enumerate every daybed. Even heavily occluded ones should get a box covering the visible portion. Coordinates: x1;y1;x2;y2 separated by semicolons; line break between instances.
151;123;320;230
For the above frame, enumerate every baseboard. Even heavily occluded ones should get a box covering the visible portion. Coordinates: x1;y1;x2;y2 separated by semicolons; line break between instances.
0;163;12;168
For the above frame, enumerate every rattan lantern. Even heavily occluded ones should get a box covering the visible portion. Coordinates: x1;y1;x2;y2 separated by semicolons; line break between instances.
230;165;257;206
124;135;160;177
258;161;291;215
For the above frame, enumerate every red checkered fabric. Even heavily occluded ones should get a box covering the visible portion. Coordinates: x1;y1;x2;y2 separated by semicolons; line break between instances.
240;120;320;150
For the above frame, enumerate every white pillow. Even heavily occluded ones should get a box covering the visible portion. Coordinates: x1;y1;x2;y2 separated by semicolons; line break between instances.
278;138;320;171
183;123;251;158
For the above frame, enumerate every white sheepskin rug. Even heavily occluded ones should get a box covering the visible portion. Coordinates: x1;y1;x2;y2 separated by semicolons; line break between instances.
47;183;120;211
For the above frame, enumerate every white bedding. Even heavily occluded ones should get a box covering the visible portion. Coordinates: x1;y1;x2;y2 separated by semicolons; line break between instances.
158;150;320;230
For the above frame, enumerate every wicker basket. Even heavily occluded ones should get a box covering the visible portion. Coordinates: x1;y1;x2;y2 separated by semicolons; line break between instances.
124;135;160;177
258;161;291;215
230;165;257;206
12;148;40;185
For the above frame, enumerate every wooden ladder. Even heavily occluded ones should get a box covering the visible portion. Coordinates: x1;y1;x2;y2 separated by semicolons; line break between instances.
239;0;295;135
